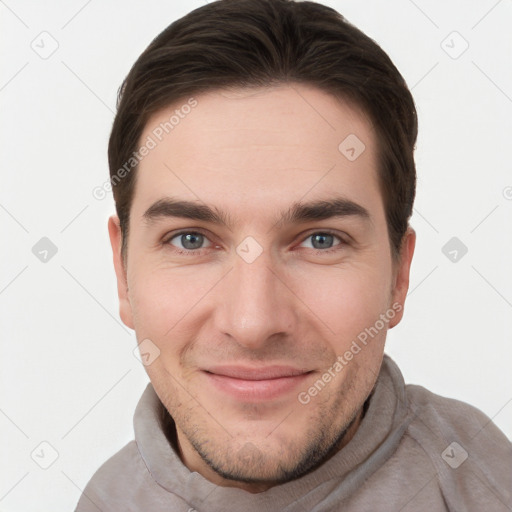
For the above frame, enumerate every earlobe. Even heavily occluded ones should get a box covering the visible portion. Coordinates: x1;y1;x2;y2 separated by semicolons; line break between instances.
388;227;416;329
108;215;134;330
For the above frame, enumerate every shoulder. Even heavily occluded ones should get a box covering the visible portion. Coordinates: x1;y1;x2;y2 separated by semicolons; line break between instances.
75;441;142;510
75;440;177;511
403;384;512;509
405;384;510;450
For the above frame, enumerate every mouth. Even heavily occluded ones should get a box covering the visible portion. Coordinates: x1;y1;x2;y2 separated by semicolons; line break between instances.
202;365;313;401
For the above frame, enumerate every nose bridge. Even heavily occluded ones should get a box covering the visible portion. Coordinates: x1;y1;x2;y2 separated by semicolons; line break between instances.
215;248;295;348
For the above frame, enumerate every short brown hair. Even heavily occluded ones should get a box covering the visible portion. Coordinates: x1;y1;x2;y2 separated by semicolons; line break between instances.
108;0;417;261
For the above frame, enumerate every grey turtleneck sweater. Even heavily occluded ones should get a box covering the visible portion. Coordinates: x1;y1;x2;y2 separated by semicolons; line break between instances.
75;355;512;511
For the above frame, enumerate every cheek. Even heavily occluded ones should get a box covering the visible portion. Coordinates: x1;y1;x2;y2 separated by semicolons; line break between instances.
129;269;192;337
128;264;221;345
292;261;392;346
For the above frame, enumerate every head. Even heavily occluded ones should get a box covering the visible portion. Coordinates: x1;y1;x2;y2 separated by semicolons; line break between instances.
108;0;417;492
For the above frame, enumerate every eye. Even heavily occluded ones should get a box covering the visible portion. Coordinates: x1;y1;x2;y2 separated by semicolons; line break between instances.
300;232;342;251
167;231;212;251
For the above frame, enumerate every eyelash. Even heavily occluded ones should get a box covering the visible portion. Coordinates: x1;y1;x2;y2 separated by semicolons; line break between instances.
163;229;213;256
162;229;347;256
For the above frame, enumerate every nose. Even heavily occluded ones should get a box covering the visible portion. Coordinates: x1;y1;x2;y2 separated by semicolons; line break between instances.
213;248;298;350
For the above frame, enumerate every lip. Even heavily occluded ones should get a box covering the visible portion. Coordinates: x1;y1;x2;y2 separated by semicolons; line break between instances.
202;365;312;401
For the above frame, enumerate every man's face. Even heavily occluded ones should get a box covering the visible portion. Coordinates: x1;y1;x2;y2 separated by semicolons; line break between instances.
109;84;414;491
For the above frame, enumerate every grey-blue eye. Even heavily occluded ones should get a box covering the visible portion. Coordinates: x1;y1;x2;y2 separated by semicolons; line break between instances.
301;233;341;250
169;232;211;250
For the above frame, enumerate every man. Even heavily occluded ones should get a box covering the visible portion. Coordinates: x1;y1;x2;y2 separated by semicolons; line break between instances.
76;0;512;510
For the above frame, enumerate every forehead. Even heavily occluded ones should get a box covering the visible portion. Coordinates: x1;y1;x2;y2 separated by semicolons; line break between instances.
133;84;382;220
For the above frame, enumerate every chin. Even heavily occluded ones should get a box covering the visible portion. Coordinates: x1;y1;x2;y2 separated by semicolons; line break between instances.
185;410;354;488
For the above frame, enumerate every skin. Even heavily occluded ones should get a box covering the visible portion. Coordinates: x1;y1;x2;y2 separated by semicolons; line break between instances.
108;83;415;493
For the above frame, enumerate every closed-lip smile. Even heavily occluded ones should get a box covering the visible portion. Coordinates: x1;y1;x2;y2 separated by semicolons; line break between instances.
202;365;313;401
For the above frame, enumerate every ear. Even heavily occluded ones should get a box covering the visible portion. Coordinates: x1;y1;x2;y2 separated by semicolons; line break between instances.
388;227;416;328
108;215;134;330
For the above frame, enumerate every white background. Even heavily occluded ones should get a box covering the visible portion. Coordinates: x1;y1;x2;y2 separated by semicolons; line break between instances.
1;1;511;510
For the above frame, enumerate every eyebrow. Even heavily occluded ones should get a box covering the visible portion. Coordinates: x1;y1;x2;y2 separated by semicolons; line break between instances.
142;196;371;229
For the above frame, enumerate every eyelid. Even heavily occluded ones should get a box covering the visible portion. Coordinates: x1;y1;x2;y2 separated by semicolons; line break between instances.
297;230;346;250
163;228;214;249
